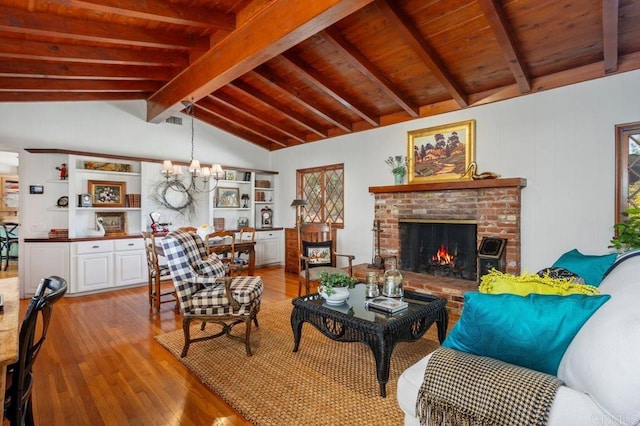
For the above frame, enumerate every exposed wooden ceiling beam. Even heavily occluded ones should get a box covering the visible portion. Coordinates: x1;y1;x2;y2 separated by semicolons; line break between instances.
602;0;619;73
281;52;379;127
228;80;328;138
0;91;146;102
209;90;308;144
477;0;531;93
0;61;176;81
0;38;189;67
196;100;289;148
195;107;280;151
48;0;236;31
0;77;161;92
374;0;468;107
252;68;353;133
321;26;419;118
0;5;208;50
146;0;374;123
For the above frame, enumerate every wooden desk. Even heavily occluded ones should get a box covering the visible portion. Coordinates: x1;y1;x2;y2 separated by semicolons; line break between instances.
209;241;256;276
0;277;20;401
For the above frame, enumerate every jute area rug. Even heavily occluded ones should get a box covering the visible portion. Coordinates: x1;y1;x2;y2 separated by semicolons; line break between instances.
154;299;439;425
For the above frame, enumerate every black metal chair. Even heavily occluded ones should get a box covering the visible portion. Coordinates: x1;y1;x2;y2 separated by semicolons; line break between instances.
3;276;67;426
0;222;19;271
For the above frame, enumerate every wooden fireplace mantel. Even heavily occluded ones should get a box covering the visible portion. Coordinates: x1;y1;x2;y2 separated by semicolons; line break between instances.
369;177;527;194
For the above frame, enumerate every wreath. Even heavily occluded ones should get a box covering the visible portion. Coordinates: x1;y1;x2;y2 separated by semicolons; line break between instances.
151;180;196;216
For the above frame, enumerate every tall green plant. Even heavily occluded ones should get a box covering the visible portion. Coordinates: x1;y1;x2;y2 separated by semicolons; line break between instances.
610;208;640;252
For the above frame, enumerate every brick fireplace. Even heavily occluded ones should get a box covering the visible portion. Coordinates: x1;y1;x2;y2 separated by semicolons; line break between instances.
357;178;527;315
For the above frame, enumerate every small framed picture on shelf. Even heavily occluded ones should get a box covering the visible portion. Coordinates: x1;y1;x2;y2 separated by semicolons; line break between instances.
97;212;127;235
225;171;236;181
88;180;126;207
215;187;240;208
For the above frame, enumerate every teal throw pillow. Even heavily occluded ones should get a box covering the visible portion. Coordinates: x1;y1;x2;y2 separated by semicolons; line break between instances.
551;249;617;286
442;292;610;375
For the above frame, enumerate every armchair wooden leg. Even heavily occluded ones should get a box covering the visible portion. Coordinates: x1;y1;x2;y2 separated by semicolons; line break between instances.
181;318;192;358
244;317;253;356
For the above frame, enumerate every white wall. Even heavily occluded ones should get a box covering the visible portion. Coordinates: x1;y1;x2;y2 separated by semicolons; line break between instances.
0;100;270;170
271;69;640;272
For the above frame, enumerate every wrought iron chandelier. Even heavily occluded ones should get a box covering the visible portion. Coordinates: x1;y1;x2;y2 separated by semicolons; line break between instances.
160;100;224;194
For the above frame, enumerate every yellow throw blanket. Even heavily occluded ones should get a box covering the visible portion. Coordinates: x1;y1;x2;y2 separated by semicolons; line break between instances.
417;348;563;426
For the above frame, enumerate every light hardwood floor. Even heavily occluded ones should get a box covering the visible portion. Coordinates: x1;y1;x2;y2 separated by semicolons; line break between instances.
7;265;453;425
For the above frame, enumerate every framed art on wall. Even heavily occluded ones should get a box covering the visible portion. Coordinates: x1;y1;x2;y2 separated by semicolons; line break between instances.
215;187;240;208
88;180;127;207
97;212;127;235
407;119;475;183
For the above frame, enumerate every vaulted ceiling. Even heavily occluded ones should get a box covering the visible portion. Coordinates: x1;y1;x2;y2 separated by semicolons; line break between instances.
1;0;638;151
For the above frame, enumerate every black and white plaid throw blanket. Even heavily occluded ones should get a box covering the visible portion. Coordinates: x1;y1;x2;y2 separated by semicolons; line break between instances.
416;348;563;426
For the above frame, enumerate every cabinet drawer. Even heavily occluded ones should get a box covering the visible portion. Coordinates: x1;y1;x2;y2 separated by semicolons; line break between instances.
114;238;144;251
75;240;114;254
256;230;281;240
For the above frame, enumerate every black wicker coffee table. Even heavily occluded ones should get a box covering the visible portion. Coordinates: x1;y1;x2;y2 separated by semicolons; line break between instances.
290;283;448;397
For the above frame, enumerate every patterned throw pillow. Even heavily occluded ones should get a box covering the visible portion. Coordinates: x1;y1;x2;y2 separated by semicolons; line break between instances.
536;266;585;284
479;269;599;296
302;241;332;267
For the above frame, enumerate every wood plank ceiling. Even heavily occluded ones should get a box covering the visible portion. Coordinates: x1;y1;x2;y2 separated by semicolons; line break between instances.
0;0;638;151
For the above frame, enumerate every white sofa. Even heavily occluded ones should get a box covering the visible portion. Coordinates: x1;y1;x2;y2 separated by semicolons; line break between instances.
398;251;640;426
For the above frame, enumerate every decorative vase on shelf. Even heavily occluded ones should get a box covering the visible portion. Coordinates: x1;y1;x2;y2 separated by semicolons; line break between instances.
393;171;405;184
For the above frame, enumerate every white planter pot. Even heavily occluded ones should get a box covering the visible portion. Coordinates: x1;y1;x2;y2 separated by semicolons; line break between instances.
319;286;350;305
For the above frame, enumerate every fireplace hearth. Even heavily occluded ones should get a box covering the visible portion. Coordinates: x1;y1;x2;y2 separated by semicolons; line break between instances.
399;220;477;281
368;178;526;314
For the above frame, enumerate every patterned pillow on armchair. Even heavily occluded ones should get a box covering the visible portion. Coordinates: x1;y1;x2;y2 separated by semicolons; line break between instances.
302;240;333;268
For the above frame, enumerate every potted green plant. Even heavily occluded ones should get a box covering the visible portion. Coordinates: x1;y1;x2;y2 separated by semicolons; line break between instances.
610;208;640;252
318;271;355;305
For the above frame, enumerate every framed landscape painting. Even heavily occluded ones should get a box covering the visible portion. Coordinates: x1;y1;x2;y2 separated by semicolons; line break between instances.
97;212;127;235
407;120;475;183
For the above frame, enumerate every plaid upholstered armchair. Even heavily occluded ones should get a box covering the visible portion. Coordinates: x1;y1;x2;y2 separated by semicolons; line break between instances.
161;230;263;357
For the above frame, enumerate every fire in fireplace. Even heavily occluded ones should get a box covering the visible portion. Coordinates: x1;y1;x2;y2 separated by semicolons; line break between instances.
399;220;477;281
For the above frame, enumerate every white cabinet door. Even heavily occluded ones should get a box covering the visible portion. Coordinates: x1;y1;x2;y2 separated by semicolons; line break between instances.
76;253;113;293
114;251;146;286
113;238;146;286
255;230;282;266
73;240;114;293
23;243;70;296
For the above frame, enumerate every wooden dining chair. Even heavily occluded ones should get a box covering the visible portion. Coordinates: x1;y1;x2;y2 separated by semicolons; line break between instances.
205;230;237;275
142;232;176;312
297;222;355;296
234;227;256;276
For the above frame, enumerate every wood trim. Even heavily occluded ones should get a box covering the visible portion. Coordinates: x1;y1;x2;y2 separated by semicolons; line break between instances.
369;177;527;194
615;121;640;222
23;148;278;175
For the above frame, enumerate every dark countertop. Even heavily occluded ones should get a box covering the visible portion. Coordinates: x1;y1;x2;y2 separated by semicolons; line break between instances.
24;227;284;243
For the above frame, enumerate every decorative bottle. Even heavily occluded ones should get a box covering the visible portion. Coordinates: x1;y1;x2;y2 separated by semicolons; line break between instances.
382;262;403;298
